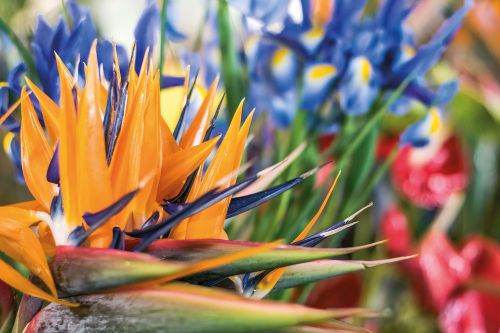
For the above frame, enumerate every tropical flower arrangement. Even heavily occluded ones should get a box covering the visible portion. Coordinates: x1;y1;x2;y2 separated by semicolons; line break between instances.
0;0;498;332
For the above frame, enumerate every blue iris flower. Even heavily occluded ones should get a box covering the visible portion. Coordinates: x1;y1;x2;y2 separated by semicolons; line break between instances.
244;0;471;134
400;80;459;147
31;0;129;100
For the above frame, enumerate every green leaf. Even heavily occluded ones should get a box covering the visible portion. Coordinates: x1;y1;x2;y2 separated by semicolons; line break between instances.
217;0;246;115
278;321;371;333
0;17;38;80
159;0;169;78
449;90;500;142
141;239;386;279
25;284;374;333
273;256;416;291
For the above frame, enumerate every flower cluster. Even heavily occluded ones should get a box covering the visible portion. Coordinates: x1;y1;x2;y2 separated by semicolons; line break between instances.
243;0;471;144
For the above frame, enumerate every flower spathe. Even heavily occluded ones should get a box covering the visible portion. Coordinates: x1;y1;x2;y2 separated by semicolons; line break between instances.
391;135;469;208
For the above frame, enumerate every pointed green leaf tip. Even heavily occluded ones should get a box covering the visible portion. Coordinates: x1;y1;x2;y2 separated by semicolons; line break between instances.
274;256;418;291
26;283;372;333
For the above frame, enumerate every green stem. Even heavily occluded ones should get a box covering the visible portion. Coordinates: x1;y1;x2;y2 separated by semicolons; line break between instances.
0;17;37;81
217;0;246;115
343;143;399;217
159;0;168;78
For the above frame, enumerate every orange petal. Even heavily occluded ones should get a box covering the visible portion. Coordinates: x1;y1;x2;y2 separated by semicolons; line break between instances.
75;43;115;245
108;55;153;230
38;221;56;257
180;76;219;149
20;87;55;211
77;42;113;214
0;206;43;227
182;100;247;239
56;54;80;226
160;115;181;156
0;218;57;297
25;76;60;144
157;136;220;201
0;93;29;126
293;170;341;242
6;200;44;211
132;73;162;225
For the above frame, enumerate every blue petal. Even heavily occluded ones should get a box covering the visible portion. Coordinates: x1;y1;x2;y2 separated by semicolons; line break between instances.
227;177;305;218
269;47;298;93
387;0;472;85
5;134;24;183
46;143;60;185
160;75;185;89
70;189;139;245
300;63;338;111
96;41;128;81
165;20;186;42
83;189;139;227
432;80;459;106
7;63;27;94
109;227;125;250
134;0;160;73
326;0;367;35
338;57;378;115
377;0;418;32
229;0;289;25
399;108;442;147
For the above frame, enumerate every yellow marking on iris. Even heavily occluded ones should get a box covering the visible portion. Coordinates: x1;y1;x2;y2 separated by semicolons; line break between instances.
304;27;323;40
3;132;14;156
403;45;416;58
429;107;441;133
359;57;372;82
310;64;337;79
245;35;258;53
272;47;289;67
0;81;8;88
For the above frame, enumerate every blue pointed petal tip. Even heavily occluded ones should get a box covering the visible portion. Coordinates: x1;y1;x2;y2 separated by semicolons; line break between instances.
69;189;139;245
46;143;60;185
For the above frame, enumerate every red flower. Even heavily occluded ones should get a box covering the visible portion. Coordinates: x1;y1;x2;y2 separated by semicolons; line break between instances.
391;135;469;208
382;207;500;333
381;206;436;310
